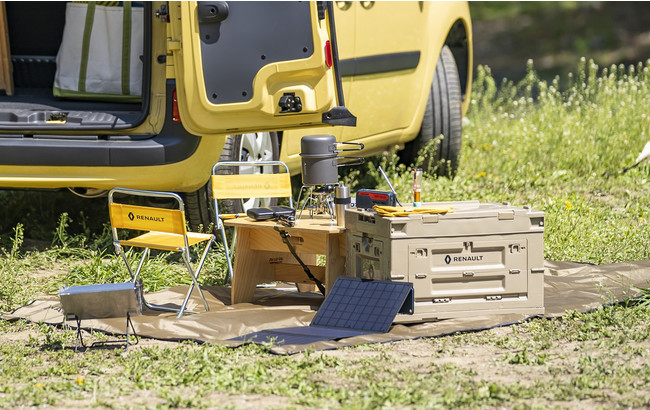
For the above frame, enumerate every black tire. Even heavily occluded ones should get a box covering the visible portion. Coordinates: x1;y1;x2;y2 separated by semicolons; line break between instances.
183;132;280;231
183;183;213;232
399;45;463;177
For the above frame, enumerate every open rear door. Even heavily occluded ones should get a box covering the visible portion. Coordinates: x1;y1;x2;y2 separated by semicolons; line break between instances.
169;1;354;136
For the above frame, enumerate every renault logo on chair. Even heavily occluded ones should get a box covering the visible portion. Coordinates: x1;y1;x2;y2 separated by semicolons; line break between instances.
445;255;451;264
127;212;165;223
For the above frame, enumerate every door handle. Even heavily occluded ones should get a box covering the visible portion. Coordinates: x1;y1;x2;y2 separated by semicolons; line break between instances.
198;2;229;24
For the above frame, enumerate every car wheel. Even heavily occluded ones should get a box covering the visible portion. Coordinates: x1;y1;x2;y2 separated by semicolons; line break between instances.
399;45;463;177
183;131;280;231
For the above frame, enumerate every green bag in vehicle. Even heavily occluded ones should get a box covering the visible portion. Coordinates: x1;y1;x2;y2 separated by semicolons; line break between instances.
53;1;143;102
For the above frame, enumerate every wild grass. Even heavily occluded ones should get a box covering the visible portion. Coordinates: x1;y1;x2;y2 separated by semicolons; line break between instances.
344;58;650;264
0;58;650;407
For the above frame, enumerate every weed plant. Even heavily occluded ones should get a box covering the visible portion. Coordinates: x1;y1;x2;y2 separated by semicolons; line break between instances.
1;59;650;408
345;58;650;264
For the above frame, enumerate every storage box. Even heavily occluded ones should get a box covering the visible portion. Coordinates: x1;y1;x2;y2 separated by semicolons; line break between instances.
345;201;545;321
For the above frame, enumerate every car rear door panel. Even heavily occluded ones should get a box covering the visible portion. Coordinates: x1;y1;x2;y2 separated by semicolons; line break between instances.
170;1;350;136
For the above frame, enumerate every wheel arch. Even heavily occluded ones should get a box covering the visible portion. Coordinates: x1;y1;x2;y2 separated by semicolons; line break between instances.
444;18;472;114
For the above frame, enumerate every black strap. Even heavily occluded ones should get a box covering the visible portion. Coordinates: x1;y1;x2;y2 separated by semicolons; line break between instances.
275;227;326;295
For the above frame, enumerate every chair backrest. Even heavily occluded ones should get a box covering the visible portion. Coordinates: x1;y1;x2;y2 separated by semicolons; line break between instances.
109;203;187;235
211;161;294;219
108;188;188;238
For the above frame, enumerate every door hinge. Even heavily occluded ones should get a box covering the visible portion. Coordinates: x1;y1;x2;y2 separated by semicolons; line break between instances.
167;40;181;52
155;4;169;20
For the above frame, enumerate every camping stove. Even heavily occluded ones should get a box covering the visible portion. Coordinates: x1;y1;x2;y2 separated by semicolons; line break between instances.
297;135;362;223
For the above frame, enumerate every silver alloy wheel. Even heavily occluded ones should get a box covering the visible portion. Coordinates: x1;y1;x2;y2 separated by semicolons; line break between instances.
237;132;275;210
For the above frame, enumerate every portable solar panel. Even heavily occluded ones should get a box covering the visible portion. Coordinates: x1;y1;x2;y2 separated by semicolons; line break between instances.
232;277;414;346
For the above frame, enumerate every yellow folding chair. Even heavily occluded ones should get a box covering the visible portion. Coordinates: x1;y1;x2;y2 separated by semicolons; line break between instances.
108;188;213;318
211;160;294;282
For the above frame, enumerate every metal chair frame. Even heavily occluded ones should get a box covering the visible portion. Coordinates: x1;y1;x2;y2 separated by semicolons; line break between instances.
211;160;294;282
108;188;213;318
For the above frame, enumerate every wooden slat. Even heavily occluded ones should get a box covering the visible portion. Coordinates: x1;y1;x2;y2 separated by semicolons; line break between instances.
248;227;327;254
232;229;274;304
224;215;345;234
325;232;347;293
229;221;346;304
0;2;14;96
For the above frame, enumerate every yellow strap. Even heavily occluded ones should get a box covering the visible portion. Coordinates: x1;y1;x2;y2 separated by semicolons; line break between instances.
109;203;187;235
211;173;292;200
372;205;453;217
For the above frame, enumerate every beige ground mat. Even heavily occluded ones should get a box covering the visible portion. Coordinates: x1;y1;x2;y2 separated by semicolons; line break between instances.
3;260;650;355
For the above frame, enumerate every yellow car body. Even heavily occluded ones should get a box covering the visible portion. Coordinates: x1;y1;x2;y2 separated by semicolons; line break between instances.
282;1;473;172
0;1;472;225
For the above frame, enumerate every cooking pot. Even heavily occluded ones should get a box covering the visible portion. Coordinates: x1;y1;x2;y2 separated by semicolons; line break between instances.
300;135;364;186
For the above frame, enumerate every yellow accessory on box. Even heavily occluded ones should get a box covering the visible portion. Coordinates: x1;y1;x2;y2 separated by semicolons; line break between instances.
372;205;453;218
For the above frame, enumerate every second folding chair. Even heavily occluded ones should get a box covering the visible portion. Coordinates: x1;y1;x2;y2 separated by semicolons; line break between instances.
108;188;214;318
211;160;294;282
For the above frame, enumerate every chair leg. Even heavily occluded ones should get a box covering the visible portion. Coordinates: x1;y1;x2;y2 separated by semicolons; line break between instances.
230;229;237;266
115;241;213;318
116;245;182;313
132;248;150;283
220;223;235;283
116;245;149;283
176;239;213;318
115;244;134;278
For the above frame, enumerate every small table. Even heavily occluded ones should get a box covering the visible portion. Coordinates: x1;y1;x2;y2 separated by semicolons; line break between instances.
224;216;347;304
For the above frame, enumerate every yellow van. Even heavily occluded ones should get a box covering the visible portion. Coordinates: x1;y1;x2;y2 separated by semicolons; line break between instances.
0;1;472;229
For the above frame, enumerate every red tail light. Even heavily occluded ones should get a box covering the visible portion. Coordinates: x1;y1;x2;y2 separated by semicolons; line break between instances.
172;89;181;122
325;40;333;68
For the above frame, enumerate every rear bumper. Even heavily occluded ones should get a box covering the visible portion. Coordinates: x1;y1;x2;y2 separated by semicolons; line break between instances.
0;125;200;167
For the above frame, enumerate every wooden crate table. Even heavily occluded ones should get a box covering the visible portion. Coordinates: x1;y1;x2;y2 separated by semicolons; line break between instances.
224;215;346;304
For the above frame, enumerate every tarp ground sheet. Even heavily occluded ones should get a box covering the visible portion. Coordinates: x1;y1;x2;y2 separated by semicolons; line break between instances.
4;260;650;355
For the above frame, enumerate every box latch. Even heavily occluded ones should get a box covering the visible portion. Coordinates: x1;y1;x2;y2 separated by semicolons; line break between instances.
498;210;515;220
422;214;439;224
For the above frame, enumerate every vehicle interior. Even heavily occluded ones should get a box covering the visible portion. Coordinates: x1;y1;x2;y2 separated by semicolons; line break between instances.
0;2;149;130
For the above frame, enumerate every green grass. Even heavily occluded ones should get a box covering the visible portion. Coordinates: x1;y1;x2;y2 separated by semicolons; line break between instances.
345;58;650;264
1;59;650;408
0;304;648;408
